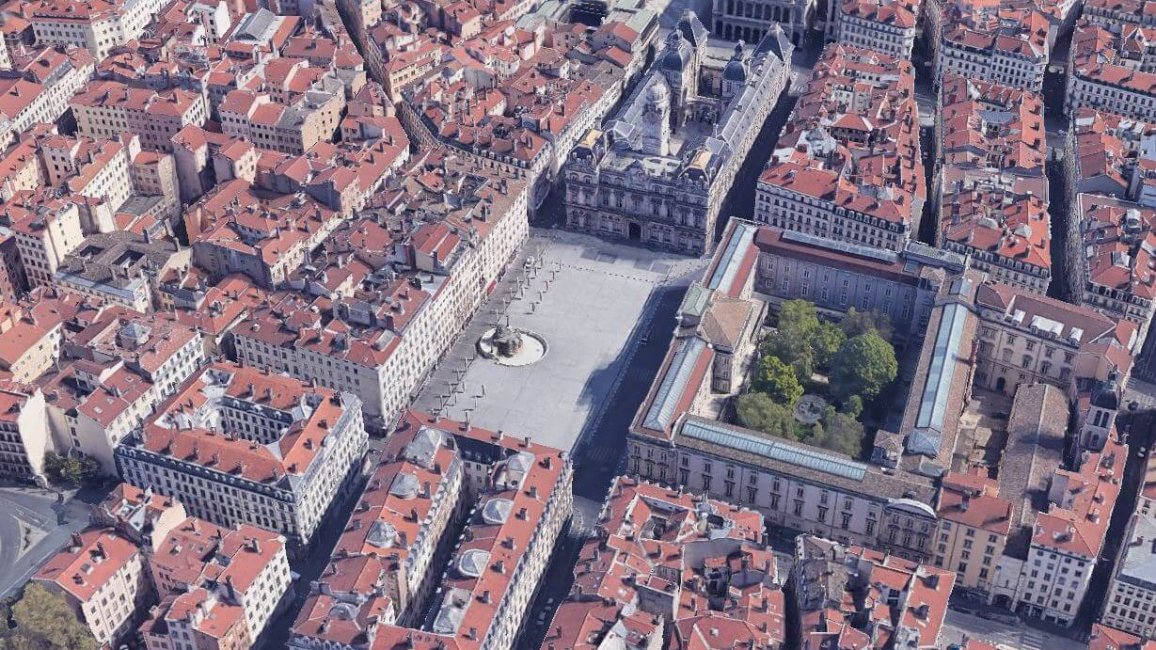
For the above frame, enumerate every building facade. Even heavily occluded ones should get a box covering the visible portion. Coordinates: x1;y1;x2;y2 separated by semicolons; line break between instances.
116;363;368;551
564;14;792;255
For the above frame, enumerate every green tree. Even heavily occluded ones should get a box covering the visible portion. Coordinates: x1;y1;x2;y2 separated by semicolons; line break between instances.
811;321;846;370
777;300;820;341
43;452;102;488
831;332;898;402
2;584;96;650
841;395;864;419
840;308;894;341
808;407;865;457
735;393;798;440
753;355;804;405
762;331;813;382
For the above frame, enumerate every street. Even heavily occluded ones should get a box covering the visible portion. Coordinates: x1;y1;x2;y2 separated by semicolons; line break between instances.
0;486;101;599
940;608;1088;650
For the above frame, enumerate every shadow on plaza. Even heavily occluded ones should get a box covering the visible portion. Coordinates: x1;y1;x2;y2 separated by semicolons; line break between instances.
569;285;685;500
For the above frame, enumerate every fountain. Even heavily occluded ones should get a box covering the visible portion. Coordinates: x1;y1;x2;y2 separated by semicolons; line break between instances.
477;323;547;367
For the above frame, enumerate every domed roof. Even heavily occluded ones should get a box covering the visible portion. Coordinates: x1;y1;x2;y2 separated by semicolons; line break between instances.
723;58;747;83
662;44;688;71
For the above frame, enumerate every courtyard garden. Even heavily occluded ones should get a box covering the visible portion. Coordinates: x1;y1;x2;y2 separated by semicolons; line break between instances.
734;300;898;458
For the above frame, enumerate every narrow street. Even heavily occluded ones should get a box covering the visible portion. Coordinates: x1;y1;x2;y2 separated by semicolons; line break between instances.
714;37;820;241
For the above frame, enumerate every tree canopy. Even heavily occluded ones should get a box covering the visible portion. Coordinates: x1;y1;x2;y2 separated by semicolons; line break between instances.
735;393;798;441
830;331;898;402
753;355;804;406
805;407;865;457
839;307;894;341
810;321;846;370
776;300;820;341
2;584;96;650
764;300;851;379
43;453;102;488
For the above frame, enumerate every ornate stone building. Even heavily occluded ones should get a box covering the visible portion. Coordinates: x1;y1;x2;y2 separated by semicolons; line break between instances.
563;12;792;255
712;0;813;45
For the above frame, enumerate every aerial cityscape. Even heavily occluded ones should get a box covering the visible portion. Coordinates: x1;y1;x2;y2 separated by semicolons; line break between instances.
0;0;1153;646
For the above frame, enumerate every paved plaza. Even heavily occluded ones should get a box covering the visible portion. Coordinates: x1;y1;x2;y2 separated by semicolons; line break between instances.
0;486;95;598
412;228;704;453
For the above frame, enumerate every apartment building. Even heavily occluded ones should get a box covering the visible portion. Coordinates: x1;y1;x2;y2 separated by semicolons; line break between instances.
0;47;94;148
218;86;345;156
32;131;182;224
1083;0;1156;26
6;193;88;287
92;483;188;551
292;412;572;650
1068;20;1156;122
292;419;464;645
0;380;52;485
1102;515;1156;637
834;0;920;58
39;312;204;473
33;529;146;647
80;310;203;397
939;186;1051;292
232;149;529;428
1091;623;1156;650
933;471;1012;595
414;415;573;650
55;231;189;312
755;44;925;252
144;518;292;647
937;5;1050;92
39;133;133;212
1077;193;1156;349
564;14;792;255
404;32;638;212
259;133;411;216
0;134;45;202
331;424;462;623
936;76;1050;293
116;363;368;550
0;289;96;383
984;384;1127;626
185;181;348;288
26;0;168;59
543;477;786;650
71;81;209;152
1067;108;1156;204
793;536;956;648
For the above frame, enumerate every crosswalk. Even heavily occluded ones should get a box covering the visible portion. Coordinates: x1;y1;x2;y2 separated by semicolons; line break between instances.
582;444;624;467
1020;627;1047;650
